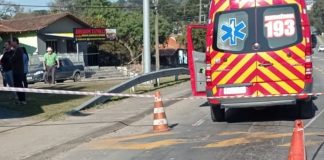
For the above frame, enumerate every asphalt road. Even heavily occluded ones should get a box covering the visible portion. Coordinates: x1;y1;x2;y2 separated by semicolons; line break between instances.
47;46;324;160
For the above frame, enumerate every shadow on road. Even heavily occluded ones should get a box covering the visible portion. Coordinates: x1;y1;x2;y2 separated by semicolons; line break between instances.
199;101;318;123
225;103;318;123
0;85;87;119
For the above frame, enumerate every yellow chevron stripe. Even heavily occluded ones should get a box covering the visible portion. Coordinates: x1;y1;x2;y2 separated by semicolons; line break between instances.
217;0;229;12
301;38;306;46
259;53;299;80
276;81;297;93
258;92;264;96
257;77;265;96
212;54;238;81
264;0;273;5
213;86;217;94
252;90;258;96
274;50;305;75
234;62;257;83
260;83;280;95
239;0;249;8
218;54;254;84
288;46;305;60
294;80;305;89
259;74;297;94
284;0;302;12
257;66;281;82
211;52;225;66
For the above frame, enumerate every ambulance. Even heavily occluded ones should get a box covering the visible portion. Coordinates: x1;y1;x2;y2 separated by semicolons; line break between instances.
187;0;316;121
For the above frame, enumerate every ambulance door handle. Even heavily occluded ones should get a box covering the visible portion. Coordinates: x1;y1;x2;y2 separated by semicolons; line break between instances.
259;62;273;67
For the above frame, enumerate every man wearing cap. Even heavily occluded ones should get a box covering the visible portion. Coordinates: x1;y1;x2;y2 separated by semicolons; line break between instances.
43;47;59;84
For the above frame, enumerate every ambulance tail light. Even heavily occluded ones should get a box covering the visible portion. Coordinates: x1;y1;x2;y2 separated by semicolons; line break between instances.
206;55;212;86
305;55;312;81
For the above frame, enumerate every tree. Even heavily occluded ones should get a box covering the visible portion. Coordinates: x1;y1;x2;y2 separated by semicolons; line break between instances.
310;1;324;32
14;10;49;19
49;0;173;62
0;0;24;20
49;0;75;13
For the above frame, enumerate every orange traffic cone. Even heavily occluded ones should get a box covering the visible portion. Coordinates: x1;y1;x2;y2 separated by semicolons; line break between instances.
153;91;169;132
288;120;306;160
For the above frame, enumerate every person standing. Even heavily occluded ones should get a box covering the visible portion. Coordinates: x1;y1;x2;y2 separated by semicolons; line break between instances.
0;41;15;100
11;38;26;104
21;47;29;88
43;47;59;84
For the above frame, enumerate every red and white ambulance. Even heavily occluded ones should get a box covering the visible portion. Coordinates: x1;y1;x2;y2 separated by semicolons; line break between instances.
187;0;316;121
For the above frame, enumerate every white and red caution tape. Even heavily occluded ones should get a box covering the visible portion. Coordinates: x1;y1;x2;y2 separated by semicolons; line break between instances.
0;87;323;101
0;87;154;98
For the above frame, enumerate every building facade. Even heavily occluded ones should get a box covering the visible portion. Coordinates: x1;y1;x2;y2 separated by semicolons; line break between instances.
0;13;93;65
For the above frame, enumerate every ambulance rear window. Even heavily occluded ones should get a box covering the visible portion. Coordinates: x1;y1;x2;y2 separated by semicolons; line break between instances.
216;11;249;52
213;4;302;53
263;6;300;49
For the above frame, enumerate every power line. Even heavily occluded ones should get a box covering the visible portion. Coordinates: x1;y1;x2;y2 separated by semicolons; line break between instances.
0;3;140;9
0;3;209;10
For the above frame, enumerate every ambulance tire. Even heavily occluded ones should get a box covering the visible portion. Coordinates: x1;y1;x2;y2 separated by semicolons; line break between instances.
298;100;315;119
210;105;225;122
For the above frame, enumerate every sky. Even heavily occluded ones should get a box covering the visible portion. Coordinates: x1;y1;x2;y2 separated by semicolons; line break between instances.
7;0;118;11
8;0;51;10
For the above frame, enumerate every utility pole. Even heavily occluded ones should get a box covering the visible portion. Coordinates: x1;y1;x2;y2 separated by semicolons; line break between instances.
199;0;202;24
153;0;160;86
153;0;160;72
143;0;151;73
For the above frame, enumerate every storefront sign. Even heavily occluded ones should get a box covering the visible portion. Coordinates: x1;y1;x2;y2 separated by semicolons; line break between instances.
74;28;117;41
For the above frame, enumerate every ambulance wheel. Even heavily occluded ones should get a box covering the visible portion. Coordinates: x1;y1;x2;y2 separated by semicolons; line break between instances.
298;100;315;119
210;105;225;122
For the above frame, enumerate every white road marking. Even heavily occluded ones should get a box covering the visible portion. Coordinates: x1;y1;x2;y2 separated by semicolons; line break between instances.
304;108;324;129
192;115;208;127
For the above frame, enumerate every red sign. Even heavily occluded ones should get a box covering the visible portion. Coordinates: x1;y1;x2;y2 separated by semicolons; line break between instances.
74;28;115;41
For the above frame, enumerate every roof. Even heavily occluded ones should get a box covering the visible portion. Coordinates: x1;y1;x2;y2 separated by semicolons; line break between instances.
0;13;91;33
160;36;186;50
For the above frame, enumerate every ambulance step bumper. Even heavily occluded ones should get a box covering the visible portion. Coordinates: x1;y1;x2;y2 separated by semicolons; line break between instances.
219;97;296;109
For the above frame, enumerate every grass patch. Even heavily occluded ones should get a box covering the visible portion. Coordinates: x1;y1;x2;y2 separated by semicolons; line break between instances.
0;80;123;120
0;75;190;120
134;75;190;94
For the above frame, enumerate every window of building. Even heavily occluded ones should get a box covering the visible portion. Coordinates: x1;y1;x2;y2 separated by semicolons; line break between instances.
46;40;58;53
66;40;77;53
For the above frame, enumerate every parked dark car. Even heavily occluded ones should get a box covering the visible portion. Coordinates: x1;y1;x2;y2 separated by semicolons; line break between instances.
27;58;84;84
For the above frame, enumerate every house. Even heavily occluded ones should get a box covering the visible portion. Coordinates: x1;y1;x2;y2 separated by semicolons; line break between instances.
158;35;187;68
0;13;93;65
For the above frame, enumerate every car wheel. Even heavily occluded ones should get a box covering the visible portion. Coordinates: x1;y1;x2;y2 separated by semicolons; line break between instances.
73;72;81;82
210;105;225;122
298;100;315;119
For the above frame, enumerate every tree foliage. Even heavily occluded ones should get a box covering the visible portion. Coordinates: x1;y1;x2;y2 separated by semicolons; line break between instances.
49;0;210;62
49;0;174;62
0;0;24;20
310;1;324;32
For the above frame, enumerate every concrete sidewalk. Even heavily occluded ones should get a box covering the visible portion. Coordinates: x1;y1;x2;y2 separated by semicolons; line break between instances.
0;82;192;160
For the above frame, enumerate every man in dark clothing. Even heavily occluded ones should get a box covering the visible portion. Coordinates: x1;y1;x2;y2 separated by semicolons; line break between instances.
0;41;16;99
11;37;26;105
1;41;14;86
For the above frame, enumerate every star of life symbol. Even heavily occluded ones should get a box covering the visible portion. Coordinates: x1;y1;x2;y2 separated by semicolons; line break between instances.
221;18;247;46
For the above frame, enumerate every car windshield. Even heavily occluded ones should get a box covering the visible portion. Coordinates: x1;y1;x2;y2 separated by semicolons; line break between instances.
213;4;302;53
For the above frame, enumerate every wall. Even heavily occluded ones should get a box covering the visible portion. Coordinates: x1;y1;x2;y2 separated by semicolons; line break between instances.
39;17;87;34
37;16;89;56
0;32;38;55
18;33;38;55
